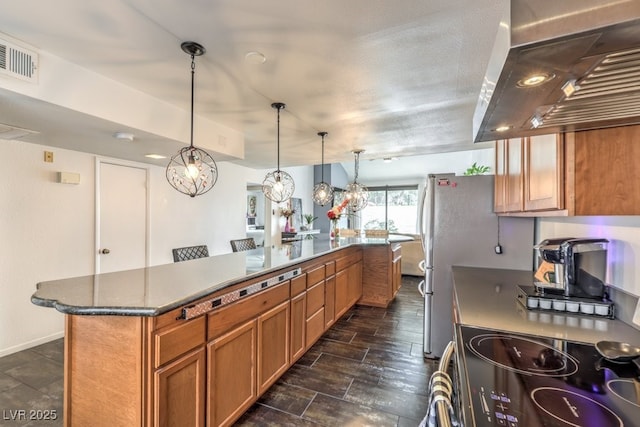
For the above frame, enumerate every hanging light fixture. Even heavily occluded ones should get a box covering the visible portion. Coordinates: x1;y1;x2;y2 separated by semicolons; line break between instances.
166;41;218;197
343;149;369;212
312;131;334;206
262;102;295;203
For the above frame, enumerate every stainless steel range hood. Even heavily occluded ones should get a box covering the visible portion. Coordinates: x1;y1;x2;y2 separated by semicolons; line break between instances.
473;0;640;143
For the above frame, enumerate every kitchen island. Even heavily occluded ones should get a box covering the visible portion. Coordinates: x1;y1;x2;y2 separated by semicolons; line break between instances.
452;266;640;426
31;236;402;427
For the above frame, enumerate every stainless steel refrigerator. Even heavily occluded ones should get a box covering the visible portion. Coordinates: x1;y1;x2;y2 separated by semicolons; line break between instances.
418;174;534;358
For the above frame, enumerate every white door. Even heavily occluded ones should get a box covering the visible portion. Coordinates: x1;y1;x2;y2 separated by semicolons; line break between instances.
97;161;148;273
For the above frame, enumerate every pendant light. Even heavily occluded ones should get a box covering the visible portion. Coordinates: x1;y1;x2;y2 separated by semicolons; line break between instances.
262;102;295;203
312;131;334;206
344;149;369;212
166;41;218;197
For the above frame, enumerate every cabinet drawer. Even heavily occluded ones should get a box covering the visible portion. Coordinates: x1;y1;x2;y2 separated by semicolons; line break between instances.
306;281;325;316
208;282;289;340
306;265;325;288
336;249;362;271
325;260;336;276
291;274;306;297
155;315;206;368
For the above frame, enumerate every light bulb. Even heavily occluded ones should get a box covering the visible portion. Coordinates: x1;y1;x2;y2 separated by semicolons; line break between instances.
185;154;200;179
186;163;199;179
318;189;326;199
273;180;284;193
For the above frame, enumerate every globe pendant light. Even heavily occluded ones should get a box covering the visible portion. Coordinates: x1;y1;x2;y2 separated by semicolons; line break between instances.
312;131;334;206
262;102;295;203
166;41;218;197
344;149;369;212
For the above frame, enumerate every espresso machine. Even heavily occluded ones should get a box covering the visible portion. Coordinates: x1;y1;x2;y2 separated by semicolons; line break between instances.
534;238;609;299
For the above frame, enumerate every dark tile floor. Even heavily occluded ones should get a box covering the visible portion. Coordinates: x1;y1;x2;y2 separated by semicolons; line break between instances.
0;276;434;426
236;275;435;426
0;338;64;426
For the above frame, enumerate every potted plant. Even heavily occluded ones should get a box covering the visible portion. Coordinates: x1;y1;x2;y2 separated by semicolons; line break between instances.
302;214;317;231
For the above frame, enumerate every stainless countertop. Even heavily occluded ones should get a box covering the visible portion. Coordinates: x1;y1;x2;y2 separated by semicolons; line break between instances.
32;235;391;317
452;266;640;345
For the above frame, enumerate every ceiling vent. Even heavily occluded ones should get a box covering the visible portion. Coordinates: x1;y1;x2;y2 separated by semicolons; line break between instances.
0;122;39;140
0;38;38;83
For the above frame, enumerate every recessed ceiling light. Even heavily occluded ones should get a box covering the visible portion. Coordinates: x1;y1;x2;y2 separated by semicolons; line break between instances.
113;132;134;142
145;154;166;160
245;51;267;65
516;72;555;88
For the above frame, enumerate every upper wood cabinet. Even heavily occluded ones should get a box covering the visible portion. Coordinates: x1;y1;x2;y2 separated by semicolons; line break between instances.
524;134;564;211
495;134;564;214
495;125;640;216
566;125;640;215
495;138;526;213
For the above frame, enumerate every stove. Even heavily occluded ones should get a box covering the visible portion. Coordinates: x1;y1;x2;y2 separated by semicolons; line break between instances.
457;325;640;426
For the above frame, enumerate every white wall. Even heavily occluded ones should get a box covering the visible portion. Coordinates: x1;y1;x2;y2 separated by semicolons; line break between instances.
0;138;313;356
538;216;640;298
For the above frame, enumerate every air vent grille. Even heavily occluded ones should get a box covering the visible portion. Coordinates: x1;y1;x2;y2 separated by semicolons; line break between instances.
539;48;640;128
0;39;38;83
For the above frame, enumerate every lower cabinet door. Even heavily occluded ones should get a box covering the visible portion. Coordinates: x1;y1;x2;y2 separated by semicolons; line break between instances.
324;275;336;329
257;301;290;394
290;292;306;363
207;320;257;427
154;347;206;427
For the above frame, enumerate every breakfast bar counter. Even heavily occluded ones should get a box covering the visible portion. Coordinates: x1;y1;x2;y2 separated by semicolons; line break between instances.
31;235;401;427
32;236;395;317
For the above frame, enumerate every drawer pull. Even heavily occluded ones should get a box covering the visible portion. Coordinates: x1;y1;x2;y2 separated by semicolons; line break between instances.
179;267;301;320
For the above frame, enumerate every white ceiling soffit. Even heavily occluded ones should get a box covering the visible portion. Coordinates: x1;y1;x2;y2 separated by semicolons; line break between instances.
0;0;505;181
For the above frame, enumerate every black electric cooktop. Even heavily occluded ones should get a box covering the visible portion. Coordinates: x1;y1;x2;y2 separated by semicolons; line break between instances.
458;325;640;426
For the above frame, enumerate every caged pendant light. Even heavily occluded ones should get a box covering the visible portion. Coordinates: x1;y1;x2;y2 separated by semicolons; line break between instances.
166;41;218;197
312;131;334;206
262;102;295;203
343;149;369;212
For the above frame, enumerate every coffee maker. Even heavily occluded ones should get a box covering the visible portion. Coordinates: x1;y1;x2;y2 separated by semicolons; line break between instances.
534;238;609;299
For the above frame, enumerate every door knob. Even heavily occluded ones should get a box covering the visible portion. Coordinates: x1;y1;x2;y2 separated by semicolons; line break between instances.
100;248;110;254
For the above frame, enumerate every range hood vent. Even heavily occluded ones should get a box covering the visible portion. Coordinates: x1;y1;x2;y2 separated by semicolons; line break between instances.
0;38;38;83
473;1;640;143
540;48;640;128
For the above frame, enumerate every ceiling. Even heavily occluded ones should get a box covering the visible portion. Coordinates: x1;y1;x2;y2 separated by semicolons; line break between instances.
0;0;501;180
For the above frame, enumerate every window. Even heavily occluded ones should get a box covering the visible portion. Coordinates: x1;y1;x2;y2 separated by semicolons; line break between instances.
361;186;419;234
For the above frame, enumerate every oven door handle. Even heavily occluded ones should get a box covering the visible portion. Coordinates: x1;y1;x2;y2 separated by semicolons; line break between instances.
421;341;457;427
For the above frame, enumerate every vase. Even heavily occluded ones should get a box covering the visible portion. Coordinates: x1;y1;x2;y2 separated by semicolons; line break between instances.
284;219;291;233
330;220;340;240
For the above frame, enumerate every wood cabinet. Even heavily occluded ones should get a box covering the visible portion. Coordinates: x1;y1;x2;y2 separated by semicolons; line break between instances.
494;137;525;213
206;281;289;427
61;244;393;427
257;301;290;394
154;348;206;427
290;276;306;363
495;134;564;214
207;320;256;427
324;261;336;329
524;134;564;211
361;244;401;307
566;125;640;215
495;125;640;216
153;315;207;427
391;245;402;297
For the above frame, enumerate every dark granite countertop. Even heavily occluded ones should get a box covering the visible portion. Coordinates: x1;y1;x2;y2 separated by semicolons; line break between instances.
32;235;392;317
452;266;640;344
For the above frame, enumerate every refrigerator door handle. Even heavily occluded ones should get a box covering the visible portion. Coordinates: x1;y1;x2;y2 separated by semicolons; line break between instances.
417;279;425;297
418;181;428;252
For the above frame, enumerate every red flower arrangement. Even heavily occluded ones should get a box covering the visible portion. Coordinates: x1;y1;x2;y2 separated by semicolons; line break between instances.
327;199;349;220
